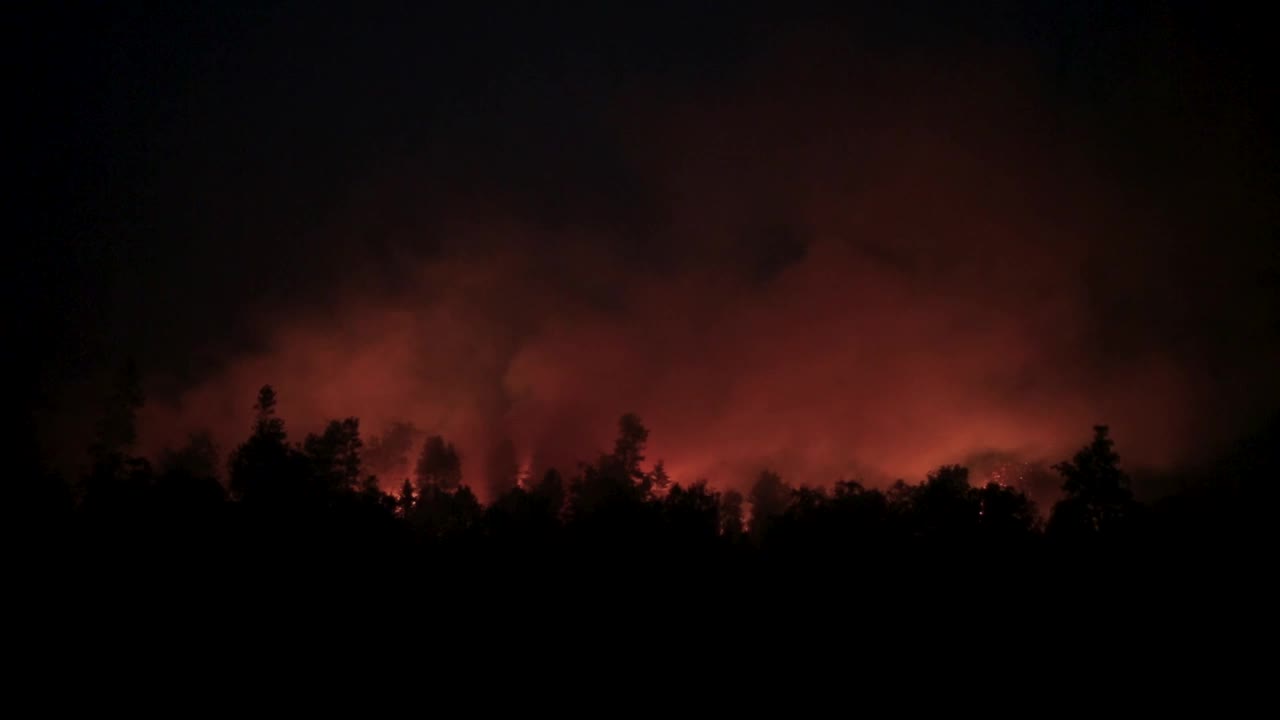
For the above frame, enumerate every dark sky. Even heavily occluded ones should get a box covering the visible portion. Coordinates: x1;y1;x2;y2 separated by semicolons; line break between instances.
13;2;1279;499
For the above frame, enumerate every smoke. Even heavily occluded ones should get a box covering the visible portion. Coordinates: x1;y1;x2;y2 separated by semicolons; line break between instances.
137;40;1279;502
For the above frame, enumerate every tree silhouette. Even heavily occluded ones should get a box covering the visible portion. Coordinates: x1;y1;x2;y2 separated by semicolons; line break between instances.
567;415;659;548
828;480;892;547
397;479;415;518
569;414;656;516
451;486;482;531
911;464;980;541
748;469;791;537
304;417;363;493
156;431;225;509
253;386;283;438
412;482;482;537
663;480;721;545
484;468;567;549
719;489;745;539
530;468;566;521
47;386;1252;589
613;412;649;482
649;459;672;493
975;481;1039;542
1049;425;1136;538
228;385;306;506
414;435;462;494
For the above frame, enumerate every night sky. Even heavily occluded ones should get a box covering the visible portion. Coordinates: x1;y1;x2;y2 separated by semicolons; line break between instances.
14;2;1278;501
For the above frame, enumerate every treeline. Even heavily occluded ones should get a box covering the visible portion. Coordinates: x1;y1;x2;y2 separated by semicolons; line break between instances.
26;373;1273;571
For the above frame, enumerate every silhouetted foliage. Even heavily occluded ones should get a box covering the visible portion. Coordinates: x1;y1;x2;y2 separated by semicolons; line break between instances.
1048;425;1137;539
829;480;892;543
719;489;745;539
614;412;649;480
650;459;671;492
531;468;566;520
484;469;565;550
569;414;656;521
748;469;791;537
156;432;226;516
397;479;414;518
912;464;980;540
412;484;482;538
20;4;1275;643
415;435;462;494
38;380;1267;604
663;480;721;546
976;481;1040;541
228;385;308;506
304;417;363;493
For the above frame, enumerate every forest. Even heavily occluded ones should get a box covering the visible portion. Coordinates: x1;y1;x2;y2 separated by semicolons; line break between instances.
25;363;1273;588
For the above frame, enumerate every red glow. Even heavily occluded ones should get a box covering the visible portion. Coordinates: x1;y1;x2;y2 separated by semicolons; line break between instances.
136;47;1215;501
